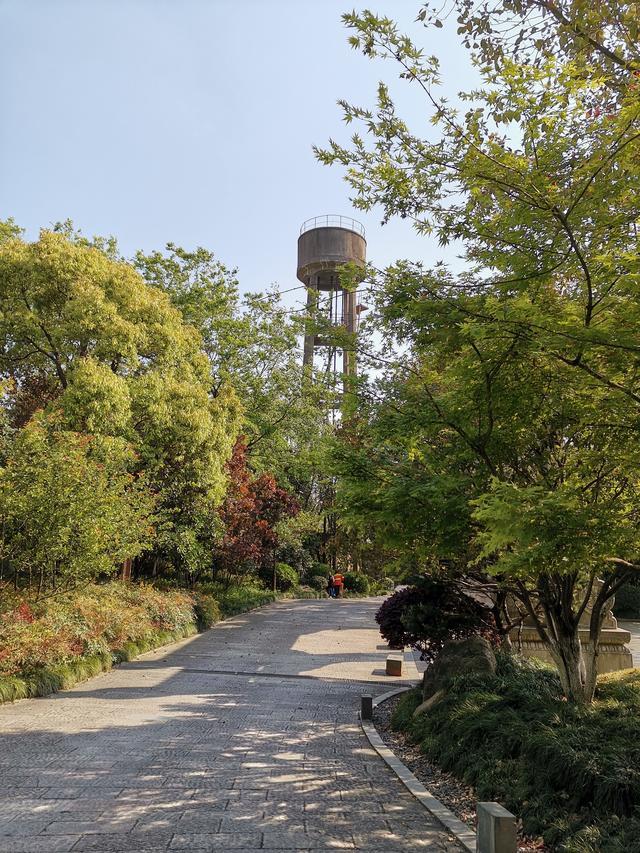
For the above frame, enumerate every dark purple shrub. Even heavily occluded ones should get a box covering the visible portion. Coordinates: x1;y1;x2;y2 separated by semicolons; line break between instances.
375;586;418;648
376;576;497;665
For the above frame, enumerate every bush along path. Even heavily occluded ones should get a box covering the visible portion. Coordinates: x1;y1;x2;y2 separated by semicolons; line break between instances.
0;582;285;705
387;652;640;853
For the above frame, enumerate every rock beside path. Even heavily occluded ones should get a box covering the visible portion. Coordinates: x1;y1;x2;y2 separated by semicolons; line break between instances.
416;636;496;715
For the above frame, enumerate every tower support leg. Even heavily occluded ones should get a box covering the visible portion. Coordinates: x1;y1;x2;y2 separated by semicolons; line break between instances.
303;281;318;369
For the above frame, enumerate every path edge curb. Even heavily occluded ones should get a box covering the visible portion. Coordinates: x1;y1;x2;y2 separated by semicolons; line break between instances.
360;684;477;853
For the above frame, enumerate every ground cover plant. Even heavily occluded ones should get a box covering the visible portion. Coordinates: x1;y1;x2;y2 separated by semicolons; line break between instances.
391;655;640;852
0;582;198;703
0;579;303;704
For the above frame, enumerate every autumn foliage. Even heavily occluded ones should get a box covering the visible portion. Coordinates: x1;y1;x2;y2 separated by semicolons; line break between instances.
215;437;299;578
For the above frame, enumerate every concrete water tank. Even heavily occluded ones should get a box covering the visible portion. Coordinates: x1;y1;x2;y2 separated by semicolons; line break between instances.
296;215;366;373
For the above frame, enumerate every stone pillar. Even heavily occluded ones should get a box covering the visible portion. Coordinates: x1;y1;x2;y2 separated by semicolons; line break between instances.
477;802;517;853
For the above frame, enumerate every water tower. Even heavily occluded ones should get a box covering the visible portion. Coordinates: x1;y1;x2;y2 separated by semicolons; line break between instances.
297;215;366;384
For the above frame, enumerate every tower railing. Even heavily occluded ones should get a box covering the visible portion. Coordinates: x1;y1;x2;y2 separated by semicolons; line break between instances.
299;215;365;237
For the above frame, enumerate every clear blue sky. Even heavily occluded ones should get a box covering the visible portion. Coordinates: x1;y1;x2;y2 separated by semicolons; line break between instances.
1;0;477;309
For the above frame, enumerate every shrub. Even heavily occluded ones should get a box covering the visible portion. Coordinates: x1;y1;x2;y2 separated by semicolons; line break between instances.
257;562;300;591
0;583;196;678
273;563;299;591
376;585;414;648
192;593;221;631
285;586;321;599
390;656;640;852
343;572;370;595
375;575;496;664
309;575;328;592
309;562;330;579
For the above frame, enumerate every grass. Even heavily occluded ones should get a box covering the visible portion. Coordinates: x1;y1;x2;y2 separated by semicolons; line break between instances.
390;654;640;853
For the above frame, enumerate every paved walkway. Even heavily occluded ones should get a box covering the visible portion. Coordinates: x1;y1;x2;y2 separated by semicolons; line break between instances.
0;598;462;852
620;620;640;666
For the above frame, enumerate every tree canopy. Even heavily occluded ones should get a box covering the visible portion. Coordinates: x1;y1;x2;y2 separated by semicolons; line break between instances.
319;0;640;702
0;224;331;594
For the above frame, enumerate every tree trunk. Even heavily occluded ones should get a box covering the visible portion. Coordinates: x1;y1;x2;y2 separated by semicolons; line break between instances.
547;628;591;703
517;577;594;703
121;557;132;582
583;574;628;703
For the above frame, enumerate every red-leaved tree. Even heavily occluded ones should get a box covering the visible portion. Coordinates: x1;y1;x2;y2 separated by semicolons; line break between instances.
215;437;299;580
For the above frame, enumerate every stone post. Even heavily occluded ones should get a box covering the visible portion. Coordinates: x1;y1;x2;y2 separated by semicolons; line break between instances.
477;802;517;853
360;695;373;721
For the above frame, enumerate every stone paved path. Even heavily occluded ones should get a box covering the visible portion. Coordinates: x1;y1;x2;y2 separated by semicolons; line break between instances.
619;620;640;666
0;598;463;852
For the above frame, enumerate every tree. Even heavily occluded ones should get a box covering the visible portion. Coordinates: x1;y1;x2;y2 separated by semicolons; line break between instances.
0;229;242;580
318;4;640;702
214;437;299;582
134;242;335;532
0;414;155;595
135;242;338;578
274;510;324;579
449;0;640;90
136;245;328;476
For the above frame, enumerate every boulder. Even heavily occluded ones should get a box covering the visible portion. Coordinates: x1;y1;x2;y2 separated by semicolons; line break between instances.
422;636;497;702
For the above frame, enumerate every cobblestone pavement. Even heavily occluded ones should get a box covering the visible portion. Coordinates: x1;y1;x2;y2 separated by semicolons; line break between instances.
0;598;463;852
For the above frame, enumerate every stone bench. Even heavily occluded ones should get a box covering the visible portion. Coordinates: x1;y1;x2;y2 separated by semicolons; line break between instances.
386;654;403;676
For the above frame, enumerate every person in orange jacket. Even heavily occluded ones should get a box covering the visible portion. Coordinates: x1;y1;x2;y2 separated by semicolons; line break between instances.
332;572;344;598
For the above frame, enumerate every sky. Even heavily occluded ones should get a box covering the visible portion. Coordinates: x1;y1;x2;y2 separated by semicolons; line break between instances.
1;0;479;311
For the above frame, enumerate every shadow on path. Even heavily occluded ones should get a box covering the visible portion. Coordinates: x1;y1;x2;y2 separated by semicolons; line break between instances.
0;598;459;852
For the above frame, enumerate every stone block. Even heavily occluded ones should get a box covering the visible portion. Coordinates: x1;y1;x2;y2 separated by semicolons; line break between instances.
361;695;373;721
386;654;403;676
477;801;517;853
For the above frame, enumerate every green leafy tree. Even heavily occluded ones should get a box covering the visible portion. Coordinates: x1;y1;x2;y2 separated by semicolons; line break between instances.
0;414;155;595
449;0;639;90
0;229;242;579
134;244;331;499
319;3;640;703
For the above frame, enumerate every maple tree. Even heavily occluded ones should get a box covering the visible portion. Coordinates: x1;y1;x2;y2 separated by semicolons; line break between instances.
214;437;299;582
319;2;640;703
